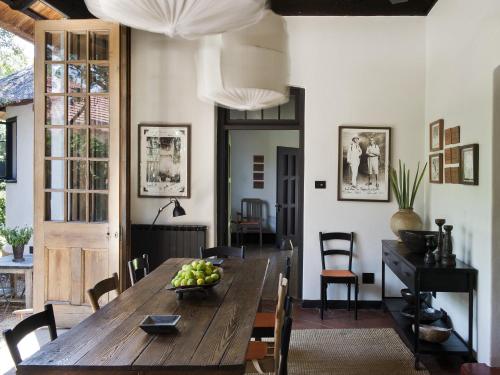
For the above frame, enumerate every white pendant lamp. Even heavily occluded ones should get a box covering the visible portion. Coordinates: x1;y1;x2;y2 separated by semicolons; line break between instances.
197;11;289;111
84;0;267;39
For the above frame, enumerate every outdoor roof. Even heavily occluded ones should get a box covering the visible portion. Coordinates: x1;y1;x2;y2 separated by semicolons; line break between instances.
0;67;33;109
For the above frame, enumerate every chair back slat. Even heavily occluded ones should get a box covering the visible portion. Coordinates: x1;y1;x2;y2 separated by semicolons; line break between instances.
278;317;293;375
128;254;150;286
284;256;291;281
274;274;288;373
199;246;245;259
241;198;263;222
2;304;57;366
86;273;121;312
319;231;354;271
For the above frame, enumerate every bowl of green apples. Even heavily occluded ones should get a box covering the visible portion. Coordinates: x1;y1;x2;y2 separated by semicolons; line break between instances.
170;259;222;290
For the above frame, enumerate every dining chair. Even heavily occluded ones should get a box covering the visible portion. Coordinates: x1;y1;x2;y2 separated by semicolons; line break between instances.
319;231;358;320
86;273;121;312
199;246;245;259
2;304;57;367
236;198;264;247
246;275;288;374
128;254;150;286
252;257;291;339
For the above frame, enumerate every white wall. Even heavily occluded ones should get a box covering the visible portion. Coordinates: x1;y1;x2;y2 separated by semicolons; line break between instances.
286;17;426;301
5;103;34;251
130;30;215;245
425;0;500;365
230;130;299;232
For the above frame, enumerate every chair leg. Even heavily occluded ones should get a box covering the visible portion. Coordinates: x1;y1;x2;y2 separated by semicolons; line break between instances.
347;282;351;311
354;278;359;320
320;278;324;320
259;228;262;248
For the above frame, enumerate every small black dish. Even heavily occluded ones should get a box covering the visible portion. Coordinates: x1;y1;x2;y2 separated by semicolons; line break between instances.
139;315;180;334
210;258;224;266
401;288;431;306
401;306;443;323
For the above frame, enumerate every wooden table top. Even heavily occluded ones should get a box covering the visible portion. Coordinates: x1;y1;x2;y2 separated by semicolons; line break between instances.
17;257;269;375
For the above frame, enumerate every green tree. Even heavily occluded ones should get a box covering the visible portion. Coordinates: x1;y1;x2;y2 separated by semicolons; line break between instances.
0;29;29;78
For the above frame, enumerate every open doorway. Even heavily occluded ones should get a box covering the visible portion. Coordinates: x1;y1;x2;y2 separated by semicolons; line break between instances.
216;87;305;301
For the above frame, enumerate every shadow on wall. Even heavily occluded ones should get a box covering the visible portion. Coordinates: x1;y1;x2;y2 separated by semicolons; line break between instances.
490;65;500;366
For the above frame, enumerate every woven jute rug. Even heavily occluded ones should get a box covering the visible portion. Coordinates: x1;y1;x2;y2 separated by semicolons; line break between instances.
248;328;428;375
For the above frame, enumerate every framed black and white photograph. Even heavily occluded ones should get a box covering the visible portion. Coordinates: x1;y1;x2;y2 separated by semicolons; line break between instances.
138;124;190;197
459;143;479;185
429;153;443;184
338;126;391;202
429;119;444;152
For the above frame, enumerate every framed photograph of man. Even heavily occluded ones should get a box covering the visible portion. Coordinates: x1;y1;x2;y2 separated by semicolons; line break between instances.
138;124;190;197
429;153;443;183
429;119;444;152
459;144;479;185
338;126;391;202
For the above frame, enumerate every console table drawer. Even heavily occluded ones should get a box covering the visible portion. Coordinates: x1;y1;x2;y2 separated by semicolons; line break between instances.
383;250;401;275
399;261;415;288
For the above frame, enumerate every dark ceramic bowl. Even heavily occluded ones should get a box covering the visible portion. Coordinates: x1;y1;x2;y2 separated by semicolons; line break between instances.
401;288;431;306
401;306;443;323
399;230;439;254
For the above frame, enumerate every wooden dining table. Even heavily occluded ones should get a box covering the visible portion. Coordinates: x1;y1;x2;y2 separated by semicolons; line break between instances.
17;257;269;375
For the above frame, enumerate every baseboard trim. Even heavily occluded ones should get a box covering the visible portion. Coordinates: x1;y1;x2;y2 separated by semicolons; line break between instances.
301;299;382;309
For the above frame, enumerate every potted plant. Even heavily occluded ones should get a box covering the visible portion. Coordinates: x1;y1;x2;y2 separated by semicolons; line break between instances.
0;226;33;262
389;161;427;239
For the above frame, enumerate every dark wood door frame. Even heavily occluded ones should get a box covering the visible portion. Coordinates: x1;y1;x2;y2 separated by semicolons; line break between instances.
216;87;305;299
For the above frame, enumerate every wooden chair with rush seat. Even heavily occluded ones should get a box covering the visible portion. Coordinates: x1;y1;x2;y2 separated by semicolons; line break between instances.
246;275;292;374
319;231;358;320
2;304;57;367
128;254;150;286
86;272;121;312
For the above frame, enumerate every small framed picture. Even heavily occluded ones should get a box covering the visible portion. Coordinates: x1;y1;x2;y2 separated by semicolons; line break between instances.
429;119;444;152
138;124;191;197
459;144;479;185
338;126;391;202
429;154;443;183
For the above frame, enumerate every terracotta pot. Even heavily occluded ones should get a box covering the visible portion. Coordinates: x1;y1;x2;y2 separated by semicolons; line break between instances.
390;209;423;240
12;244;25;262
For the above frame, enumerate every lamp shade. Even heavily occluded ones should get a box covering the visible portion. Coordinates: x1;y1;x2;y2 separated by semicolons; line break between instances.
172;200;186;217
84;0;266;39
197;11;289;111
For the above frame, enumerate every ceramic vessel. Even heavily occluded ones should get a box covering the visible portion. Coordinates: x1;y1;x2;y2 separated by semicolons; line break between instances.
390;209;423;240
12;245;25;262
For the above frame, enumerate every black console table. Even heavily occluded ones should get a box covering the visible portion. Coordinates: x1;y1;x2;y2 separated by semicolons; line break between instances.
381;240;477;368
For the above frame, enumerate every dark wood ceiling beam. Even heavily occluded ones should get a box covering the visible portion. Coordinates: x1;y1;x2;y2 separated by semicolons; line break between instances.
271;0;439;16
41;0;94;19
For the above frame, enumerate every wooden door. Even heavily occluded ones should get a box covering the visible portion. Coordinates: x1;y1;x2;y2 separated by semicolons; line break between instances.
276;147;299;247
33;20;121;327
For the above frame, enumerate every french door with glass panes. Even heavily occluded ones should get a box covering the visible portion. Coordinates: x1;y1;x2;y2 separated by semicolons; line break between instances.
34;20;121;327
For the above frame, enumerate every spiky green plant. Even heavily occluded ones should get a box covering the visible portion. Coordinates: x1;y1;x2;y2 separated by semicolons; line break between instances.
389;160;427;209
0;226;32;247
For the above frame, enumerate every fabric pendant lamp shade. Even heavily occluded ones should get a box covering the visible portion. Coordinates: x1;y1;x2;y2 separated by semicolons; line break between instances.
197;11;289;111
84;0;267;39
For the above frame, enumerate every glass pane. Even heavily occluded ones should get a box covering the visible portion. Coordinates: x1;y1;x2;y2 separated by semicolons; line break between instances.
90;161;108;190
263;106;279;120
89;193;108;222
45;32;64;61
46;64;64;93
90;65;109;93
45;160;64;189
45;96;64;125
247;110;262;120
229;109;245;120
90;96;109;125
68;128;87;157
68;160;87;189
68;193;86;222
90;32;109;60
279;95;296;120
68;32;87;60
68;64;87;93
45;192;64;221
89;129;109;158
45;128;64;157
67;96;86;125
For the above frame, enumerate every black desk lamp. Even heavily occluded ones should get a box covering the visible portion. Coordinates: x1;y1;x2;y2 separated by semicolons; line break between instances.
149;198;186;230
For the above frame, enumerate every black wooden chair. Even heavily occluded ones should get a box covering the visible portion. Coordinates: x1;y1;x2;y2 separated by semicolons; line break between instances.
2;304;57;367
87;273;121;312
199;246;245;259
128;254;150;286
278;316;293;375
236;198;264;248
319;231;358;320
